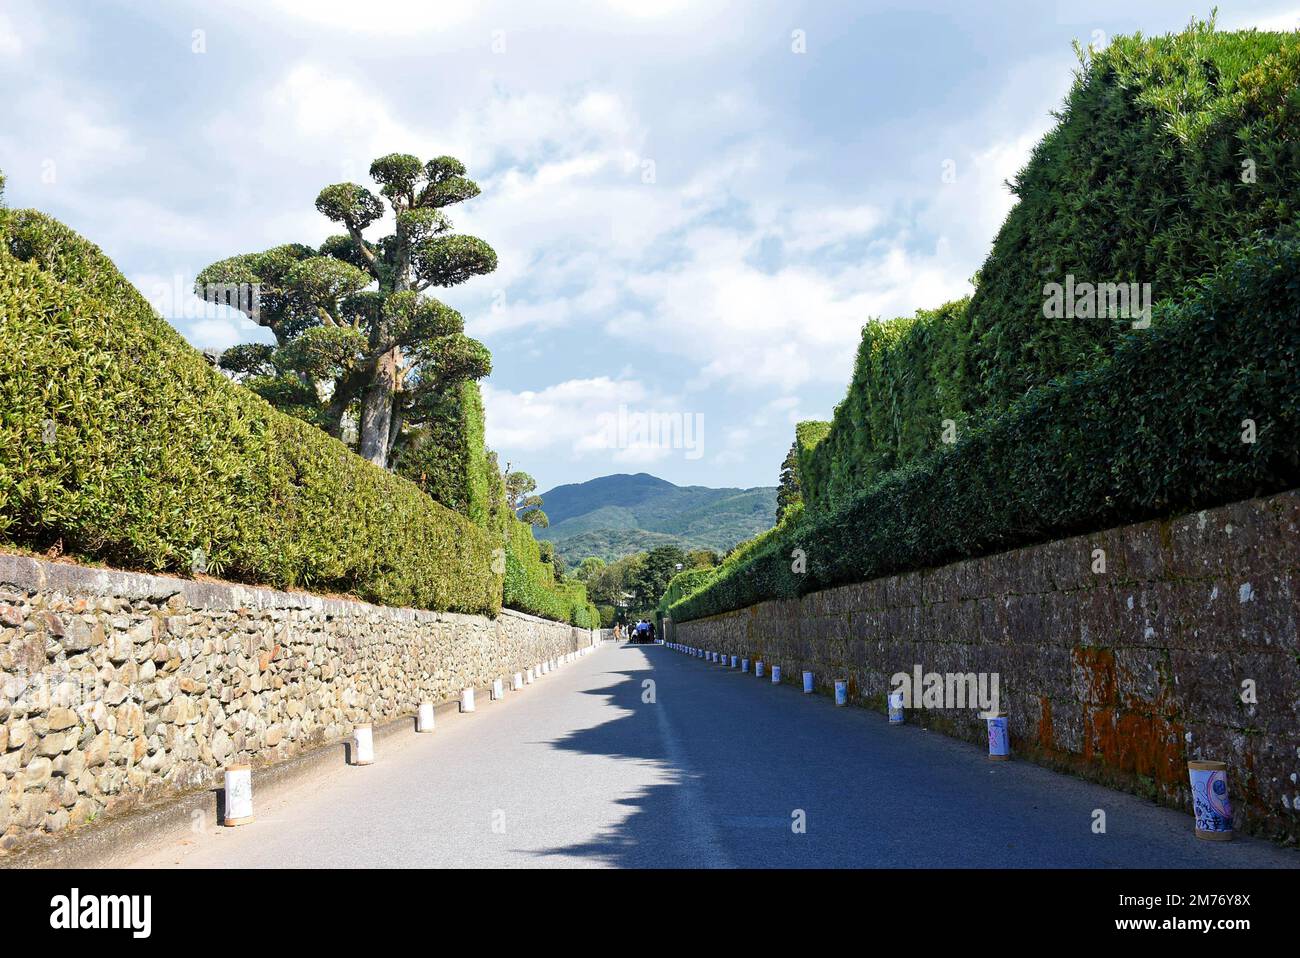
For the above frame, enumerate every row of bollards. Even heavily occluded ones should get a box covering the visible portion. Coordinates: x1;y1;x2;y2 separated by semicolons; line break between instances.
663;641;1233;840
222;642;600;827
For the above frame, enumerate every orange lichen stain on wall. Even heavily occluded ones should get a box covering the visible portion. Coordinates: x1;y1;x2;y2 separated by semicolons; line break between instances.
1037;696;1055;751
1076;645;1185;787
1073;646;1116;705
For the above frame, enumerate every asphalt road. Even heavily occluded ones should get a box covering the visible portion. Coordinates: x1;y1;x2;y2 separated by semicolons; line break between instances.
127;642;1299;868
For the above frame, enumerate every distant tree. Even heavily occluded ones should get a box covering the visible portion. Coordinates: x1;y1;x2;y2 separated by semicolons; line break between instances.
199;152;497;469
576;557;606;582
504;466;549;527
776;440;803;523
686;548;720;569
586;553;643;607
629;545;689;610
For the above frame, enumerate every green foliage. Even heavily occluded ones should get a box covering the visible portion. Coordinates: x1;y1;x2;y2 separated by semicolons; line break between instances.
673;231;1300;621
504;468;549;527
802;299;972;512
205;151;497;470
502;517;598;627
392;379;491;527
656;567;716;619
583;552;642;608
0;210;501;615
576;556;606;581
791;420;831;513
803;22;1300;513
685;548;720;569
776;441;801;524
628;545;688;610
597;604;616;629
968;22;1300;411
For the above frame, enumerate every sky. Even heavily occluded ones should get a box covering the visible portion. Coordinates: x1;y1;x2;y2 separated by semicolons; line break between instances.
2;1;1296;493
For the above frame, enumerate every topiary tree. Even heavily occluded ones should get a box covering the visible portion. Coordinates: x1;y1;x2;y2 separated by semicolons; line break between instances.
775;440;802;523
197;153;497;468
504;466;549;527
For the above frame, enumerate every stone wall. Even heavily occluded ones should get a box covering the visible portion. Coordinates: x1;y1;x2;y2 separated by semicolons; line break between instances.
674;491;1300;843
0;554;594;855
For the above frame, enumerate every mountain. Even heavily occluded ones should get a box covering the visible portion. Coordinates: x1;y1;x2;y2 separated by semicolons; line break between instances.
532;473;777;564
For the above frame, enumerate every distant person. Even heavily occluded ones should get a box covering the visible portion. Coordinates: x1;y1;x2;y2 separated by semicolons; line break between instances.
648;621;656;643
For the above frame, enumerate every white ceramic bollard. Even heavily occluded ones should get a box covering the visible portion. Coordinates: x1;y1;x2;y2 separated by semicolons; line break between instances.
888;691;905;724
1188;760;1233;840
352;724;375;765
731;655;739;669
771;665;782;684
492;677;504;701
802;671;814;693
986;713;1010;761
460;687;476;713
834;680;848;706
223;764;253;826
756;661;765;678
417;702;436;732
526;667;535;684
742;658;750;673
512;672;524;691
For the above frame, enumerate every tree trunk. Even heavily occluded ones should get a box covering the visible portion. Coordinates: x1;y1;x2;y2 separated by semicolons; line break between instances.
386;404;405;459
359;347;400;467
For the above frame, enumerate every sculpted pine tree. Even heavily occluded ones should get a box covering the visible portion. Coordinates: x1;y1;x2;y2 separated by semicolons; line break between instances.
198;153;497;468
775;440;802;523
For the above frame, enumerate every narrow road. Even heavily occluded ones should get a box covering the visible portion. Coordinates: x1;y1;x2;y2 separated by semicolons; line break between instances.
128;642;1298;868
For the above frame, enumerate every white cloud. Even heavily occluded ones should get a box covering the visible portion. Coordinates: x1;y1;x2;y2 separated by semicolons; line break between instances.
0;13;24;57
1220;7;1300;31
260;0;479;33
784;203;883;252
483;377;707;465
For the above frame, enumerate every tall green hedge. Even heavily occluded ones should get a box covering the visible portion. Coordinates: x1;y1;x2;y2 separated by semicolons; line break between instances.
0;209;501;615
393;379;492;528
804;299;969;512
672;230;1300;622
802;23;1300;513
503;516;598;627
966;24;1300;412
656;567;716;619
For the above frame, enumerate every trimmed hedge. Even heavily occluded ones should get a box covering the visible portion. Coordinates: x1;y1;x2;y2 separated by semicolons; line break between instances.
966;24;1300;412
671;231;1300;622
656;567;716;619
0;209;501;615
803;24;1300;514
802;300;968;513
503;516;598;627
393;379;493;528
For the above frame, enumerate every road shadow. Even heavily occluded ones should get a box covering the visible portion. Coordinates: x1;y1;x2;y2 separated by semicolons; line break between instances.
526;649;715;867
